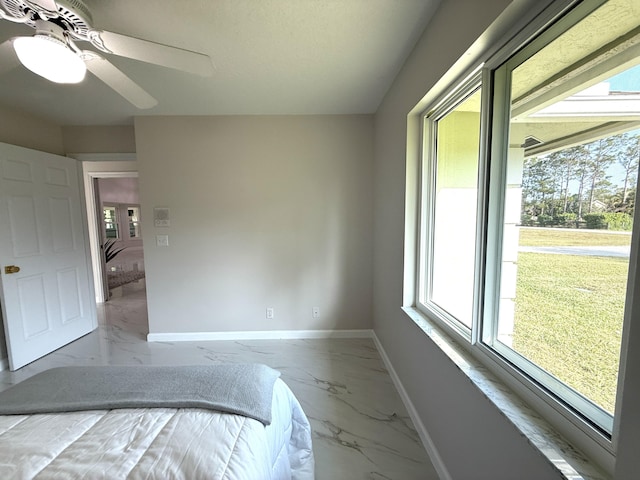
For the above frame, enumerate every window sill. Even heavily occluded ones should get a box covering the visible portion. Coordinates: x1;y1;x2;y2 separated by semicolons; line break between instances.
402;306;610;480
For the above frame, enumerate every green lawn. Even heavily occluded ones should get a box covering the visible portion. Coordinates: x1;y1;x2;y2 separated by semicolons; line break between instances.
519;227;631;247
512;228;629;413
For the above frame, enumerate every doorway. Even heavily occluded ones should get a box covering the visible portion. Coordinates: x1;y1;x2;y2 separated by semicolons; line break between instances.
98;179;145;299
80;158;149;334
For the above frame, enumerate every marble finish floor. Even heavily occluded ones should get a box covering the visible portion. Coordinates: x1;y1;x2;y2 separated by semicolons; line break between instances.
0;280;439;479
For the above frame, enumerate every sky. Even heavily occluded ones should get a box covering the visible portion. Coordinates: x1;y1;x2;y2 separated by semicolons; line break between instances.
608;64;640;92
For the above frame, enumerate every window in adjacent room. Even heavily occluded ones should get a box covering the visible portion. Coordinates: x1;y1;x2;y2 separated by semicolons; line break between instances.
103;205;119;239
128;206;141;238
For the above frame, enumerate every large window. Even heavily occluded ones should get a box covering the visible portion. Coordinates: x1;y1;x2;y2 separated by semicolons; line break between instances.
418;0;640;443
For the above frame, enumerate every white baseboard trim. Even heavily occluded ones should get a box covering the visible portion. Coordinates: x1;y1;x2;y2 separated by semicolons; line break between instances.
0;357;9;372
372;332;452;480
147;329;374;343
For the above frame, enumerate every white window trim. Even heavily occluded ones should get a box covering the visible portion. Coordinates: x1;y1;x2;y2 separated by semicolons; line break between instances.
409;0;640;475
417;72;483;342
480;0;628;446
483;42;615;436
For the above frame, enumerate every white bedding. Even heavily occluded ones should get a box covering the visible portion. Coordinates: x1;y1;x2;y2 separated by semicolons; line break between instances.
0;378;314;479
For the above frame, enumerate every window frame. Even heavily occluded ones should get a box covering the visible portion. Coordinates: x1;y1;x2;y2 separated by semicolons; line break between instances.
103;203;143;243
482;9;619;435
417;71;484;342
127;205;141;239
415;0;635;459
103;204;120;240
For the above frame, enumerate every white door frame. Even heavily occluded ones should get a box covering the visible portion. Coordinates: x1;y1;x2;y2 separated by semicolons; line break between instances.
71;154;138;303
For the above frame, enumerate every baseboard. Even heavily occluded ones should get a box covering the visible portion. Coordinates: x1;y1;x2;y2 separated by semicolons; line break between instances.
372;332;452;480
0;357;8;372
147;329;374;342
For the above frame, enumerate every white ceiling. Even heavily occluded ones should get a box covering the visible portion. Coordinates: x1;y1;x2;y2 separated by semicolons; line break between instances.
0;0;441;126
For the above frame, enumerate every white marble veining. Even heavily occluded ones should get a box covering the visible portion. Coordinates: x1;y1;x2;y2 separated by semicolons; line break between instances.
402;306;609;480
0;281;438;479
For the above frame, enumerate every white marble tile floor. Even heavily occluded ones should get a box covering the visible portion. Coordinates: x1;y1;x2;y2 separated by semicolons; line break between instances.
0;280;439;479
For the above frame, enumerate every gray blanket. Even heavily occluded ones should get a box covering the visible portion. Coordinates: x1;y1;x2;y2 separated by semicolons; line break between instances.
0;363;281;425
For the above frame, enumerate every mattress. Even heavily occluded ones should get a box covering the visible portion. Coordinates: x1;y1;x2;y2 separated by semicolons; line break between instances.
0;378;314;479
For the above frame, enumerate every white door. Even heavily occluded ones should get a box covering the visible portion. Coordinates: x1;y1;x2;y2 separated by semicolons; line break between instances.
0;143;96;370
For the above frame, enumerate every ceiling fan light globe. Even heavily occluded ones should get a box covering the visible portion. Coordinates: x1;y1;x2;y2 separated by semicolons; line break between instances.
13;35;86;84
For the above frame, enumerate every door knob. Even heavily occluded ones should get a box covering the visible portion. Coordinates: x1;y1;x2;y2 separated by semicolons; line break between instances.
4;265;20;274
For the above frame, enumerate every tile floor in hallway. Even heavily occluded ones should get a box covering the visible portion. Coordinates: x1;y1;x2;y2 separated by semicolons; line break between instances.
0;280;439;479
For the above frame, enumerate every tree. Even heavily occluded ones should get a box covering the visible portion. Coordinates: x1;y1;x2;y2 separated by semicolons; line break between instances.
619;133;640;206
522;156;556;216
549;148;579;213
584;137;617;214
572;145;592;219
521;132;639;225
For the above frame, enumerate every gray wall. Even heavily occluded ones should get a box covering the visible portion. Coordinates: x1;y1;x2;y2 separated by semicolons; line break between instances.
0;116;136;156
0;105;63;155
372;0;562;478
62;126;136;154
135;115;373;335
98;177;140;204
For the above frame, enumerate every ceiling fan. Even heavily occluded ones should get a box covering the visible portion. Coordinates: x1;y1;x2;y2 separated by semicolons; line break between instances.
0;0;214;108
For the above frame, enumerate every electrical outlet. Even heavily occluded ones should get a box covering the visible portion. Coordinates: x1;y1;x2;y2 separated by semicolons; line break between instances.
312;307;320;319
266;308;274;319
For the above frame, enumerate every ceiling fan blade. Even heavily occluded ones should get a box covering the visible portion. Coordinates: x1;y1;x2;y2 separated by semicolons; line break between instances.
89;30;214;77
24;0;59;17
0;39;20;76
82;51;158;109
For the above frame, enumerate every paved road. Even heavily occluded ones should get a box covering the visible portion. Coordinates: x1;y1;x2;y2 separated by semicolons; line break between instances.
519;246;630;258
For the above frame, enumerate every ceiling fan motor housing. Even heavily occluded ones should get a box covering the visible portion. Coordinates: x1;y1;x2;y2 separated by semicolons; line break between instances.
32;18;66;43
0;0;212;107
2;0;93;37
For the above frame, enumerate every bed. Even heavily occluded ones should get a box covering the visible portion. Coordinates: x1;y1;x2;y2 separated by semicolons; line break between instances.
0;364;315;479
